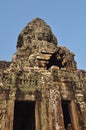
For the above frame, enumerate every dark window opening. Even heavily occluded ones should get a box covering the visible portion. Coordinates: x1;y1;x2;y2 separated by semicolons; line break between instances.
62;101;72;130
46;53;64;69
13;101;35;130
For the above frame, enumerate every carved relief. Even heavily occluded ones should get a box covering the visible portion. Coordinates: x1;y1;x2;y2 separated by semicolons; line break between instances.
0;18;86;130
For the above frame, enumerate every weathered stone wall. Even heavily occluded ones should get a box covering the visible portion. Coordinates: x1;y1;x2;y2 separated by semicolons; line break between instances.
0;61;11;70
0;18;86;130
0;67;86;129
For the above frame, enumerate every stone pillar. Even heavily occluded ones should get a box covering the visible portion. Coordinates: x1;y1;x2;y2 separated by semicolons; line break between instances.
5;90;16;130
41;96;47;130
47;91;53;130
0;100;6;130
5;100;15;130
69;100;80;130
35;100;41;130
49;88;65;130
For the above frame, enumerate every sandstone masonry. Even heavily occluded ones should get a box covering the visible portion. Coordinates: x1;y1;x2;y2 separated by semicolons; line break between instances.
0;18;86;130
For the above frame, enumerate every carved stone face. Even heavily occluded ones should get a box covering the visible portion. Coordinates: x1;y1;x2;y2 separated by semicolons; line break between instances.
34;27;52;41
16;18;58;49
12;18;76;70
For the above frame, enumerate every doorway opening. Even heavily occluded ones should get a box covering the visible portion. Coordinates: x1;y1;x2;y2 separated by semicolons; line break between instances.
62;100;72;130
13;100;36;130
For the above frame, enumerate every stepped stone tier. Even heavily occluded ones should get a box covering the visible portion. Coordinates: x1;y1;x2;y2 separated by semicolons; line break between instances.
0;18;86;130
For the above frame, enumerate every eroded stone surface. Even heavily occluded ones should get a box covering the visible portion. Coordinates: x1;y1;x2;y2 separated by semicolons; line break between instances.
0;18;86;130
11;18;76;71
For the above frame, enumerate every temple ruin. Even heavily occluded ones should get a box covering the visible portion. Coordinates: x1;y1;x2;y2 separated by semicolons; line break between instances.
0;18;86;130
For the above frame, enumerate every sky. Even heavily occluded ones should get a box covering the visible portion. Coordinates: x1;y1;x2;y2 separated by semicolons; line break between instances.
0;0;86;70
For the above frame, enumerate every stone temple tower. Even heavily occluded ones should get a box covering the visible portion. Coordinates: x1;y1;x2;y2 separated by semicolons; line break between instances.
0;18;86;130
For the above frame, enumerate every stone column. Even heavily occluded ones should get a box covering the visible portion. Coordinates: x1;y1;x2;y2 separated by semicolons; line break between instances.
5;90;16;130
41;97;47;130
35;100;41;130
47;91;53;130
5;100;15;130
0;100;6;130
49;88;65;130
69;100;80;130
